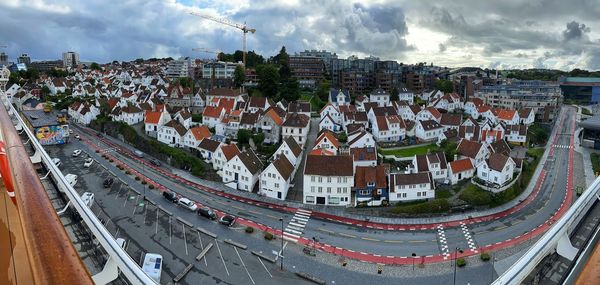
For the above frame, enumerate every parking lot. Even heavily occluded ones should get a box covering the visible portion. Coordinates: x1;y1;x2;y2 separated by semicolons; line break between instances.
47;144;311;285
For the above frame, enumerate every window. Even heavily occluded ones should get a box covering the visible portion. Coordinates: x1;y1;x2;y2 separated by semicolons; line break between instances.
306;196;315;203
417;192;421;197
311;186;315;193
318;187;322;193
311;176;315;182
327;187;331;193
318;177;323;183
275;183;280;188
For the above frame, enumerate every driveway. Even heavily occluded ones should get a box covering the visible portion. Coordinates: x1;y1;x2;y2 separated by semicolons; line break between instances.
288;117;319;202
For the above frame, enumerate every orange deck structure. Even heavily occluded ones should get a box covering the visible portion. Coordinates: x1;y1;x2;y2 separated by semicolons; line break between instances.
576;240;600;285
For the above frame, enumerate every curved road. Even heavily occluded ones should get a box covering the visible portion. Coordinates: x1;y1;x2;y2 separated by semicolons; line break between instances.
70;106;576;263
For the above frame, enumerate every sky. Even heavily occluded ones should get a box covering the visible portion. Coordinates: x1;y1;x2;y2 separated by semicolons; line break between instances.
1;0;599;70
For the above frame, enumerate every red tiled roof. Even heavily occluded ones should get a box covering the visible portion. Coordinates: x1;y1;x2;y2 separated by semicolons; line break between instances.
189;125;211;141
449;158;474;173
220;144;241;161
203;106;223;118
315;130;341;149
309;148;335;156
354;165;388;189
145;111;162;124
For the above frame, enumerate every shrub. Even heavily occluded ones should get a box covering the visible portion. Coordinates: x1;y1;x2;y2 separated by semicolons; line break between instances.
456;257;466;267
480;252;491;262
245;227;254;234
135;176;141;181
264;232;274;240
459;184;493;206
141;180;147;185
125;170;131;175
390;199;450;214
148;184;155;189
109;159;114;163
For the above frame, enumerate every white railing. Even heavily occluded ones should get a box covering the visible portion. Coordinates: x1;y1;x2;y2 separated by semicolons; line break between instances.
492;176;600;285
3;96;158;285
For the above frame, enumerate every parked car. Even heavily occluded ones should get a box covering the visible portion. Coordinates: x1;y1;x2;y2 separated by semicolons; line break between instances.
162;191;178;203
51;158;61;168
219;215;236;226
134;150;144;158
103;178;114;188
197;207;217;220
72;149;82;157
83;158;93;168
150;158;161;166
75;135;81;140
177;198;198;211
65;174;78;187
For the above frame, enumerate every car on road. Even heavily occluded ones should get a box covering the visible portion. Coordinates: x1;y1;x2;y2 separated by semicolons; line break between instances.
83;158;93;168
103;178;114;188
134;150;144;158
75;134;81;140
177;197;198;211
51;158;61;168
219;215;236;226
69;129;73;135
162;191;178;203
149;158;161;166
197;207;217;220
72;149;82;157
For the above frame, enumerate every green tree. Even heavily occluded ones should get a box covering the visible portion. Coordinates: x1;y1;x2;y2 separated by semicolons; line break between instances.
233;65;246;87
338;132;348;143
90;62;101;70
192;114;202;122
8;72;20;86
173;77;194;89
280;78;300;102
274;46;291;81
439;139;458;162
434;79;454;93
256;64;280;98
316;79;331;102
252;133;265;145
390;87;400;101
237;129;251;145
134;58;144;64
41;86;51;96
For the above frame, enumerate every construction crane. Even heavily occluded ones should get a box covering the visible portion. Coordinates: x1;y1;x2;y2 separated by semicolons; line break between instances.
189;12;256;67
191;48;222;60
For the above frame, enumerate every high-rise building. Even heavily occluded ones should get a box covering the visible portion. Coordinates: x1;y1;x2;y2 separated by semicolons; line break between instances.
289;56;324;88
17;53;31;65
0;52;8;66
29;60;63;72
166;57;192;79
62;51;80;68
201;61;239;79
297;50;337;75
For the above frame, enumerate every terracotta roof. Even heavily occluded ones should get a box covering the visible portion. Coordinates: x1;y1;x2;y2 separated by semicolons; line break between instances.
458;125;481;141
272;155;294;180
283;136;302;157
426;107;442;119
237;149;263;175
449;158;474;173
477;105;491;113
220;144;241;161
409;105;421;115
354;165;388;189
518;108;533;118
189;125;211;141
263;108;284;125
350;147;377;162
390;172;433;190
315;130;341;149
145;111;162;124
304;155;353;176
282;113;310;128
440;113;462;126
198;138;221;152
240;112;260;125
495;109;517;121
457;139;483;159
309;148;335;156
164;120;187;136
376;116;388;131
346;123;365;134
339;105;358;114
203;106;223;118
487;153;512;172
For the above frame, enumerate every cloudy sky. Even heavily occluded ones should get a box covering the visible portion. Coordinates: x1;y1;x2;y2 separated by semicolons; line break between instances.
1;0;599;70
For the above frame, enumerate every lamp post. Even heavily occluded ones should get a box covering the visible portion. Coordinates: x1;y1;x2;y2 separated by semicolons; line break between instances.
279;217;284;270
412;253;417;270
453;247;463;285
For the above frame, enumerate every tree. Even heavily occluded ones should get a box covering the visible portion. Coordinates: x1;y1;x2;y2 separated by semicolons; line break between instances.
237;129;251;145
434;79;454;93
233;65;246;87
41;86;51;96
274;46;291;81
390;87;400;101
439;139;458;162
316;79;331;102
90;62;101;70
256;64;280;98
134;58;144;64
174;77;194;89
338;132;348;143
280;78;300;102
192;114;202;123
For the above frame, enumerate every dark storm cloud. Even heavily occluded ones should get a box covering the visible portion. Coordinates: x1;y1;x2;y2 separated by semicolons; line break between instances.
563;21;590;41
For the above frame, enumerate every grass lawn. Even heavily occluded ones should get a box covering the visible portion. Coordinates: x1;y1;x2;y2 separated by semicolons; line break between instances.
381;144;439;157
459;184;493;206
591;153;600;174
390;199;450;214
436;189;453;199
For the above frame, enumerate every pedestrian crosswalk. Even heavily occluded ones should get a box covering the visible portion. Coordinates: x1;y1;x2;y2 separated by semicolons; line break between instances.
460;222;478;253
553;144;572;149
283;209;312;242
436;224;450;260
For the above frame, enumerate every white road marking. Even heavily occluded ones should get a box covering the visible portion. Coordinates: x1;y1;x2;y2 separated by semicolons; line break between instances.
234;246;255;284
215;239;230;276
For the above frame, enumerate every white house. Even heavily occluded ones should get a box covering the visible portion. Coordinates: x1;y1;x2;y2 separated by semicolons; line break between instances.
282;113;310;147
273;136;303;167
505;124;528;146
197;138;222;162
477;153;516;189
389;172;435;202
416;107;442;123
457;139;489;166
320;103;342;125
519;108;535;125
157;120;187;147
303;155;354;206
328;89;351;106
448;158;475;185
119;105;144;125
413;152;448;181
182;125;211;151
369;88;390;107
319;113;342;132
202;106;226;128
348;130;376;149
464;98;485;119
212;144;240;171
372;115;405;142
260;155;294;200
415;120;444;142
313;131;341;155
397;87;414;104
144;110;171;138
494;109;520;125
222;149;264;192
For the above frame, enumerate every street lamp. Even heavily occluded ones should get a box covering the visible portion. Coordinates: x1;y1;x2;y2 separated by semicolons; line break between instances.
411;253;417;270
453;247;463;285
279;217;284;271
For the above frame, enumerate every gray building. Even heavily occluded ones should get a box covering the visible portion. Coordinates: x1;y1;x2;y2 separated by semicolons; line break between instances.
0;52;8;66
166;57;192;79
17;53;31;65
62;51;80;68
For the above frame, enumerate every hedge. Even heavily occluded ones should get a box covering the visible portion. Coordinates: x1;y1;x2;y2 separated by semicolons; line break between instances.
390;199;450;214
245;226;254;234
456;258;466;267
264;232;274;240
480;252;491;262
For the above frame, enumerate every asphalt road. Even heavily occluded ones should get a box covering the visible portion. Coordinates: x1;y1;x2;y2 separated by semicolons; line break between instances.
46;106;577;284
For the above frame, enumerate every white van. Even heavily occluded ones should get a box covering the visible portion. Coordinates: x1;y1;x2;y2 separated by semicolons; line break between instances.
80;192;94;208
142;253;163;283
134;150;144;158
65;174;78;187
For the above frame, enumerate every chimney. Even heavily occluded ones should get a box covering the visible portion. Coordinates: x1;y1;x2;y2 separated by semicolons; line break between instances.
454;154;458;161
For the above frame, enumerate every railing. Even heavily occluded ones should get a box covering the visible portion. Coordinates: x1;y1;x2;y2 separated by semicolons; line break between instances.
1;94;158;285
492;176;600;285
0;98;93;284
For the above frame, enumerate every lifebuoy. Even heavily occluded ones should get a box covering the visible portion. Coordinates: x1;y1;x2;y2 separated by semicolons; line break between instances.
0;141;16;204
